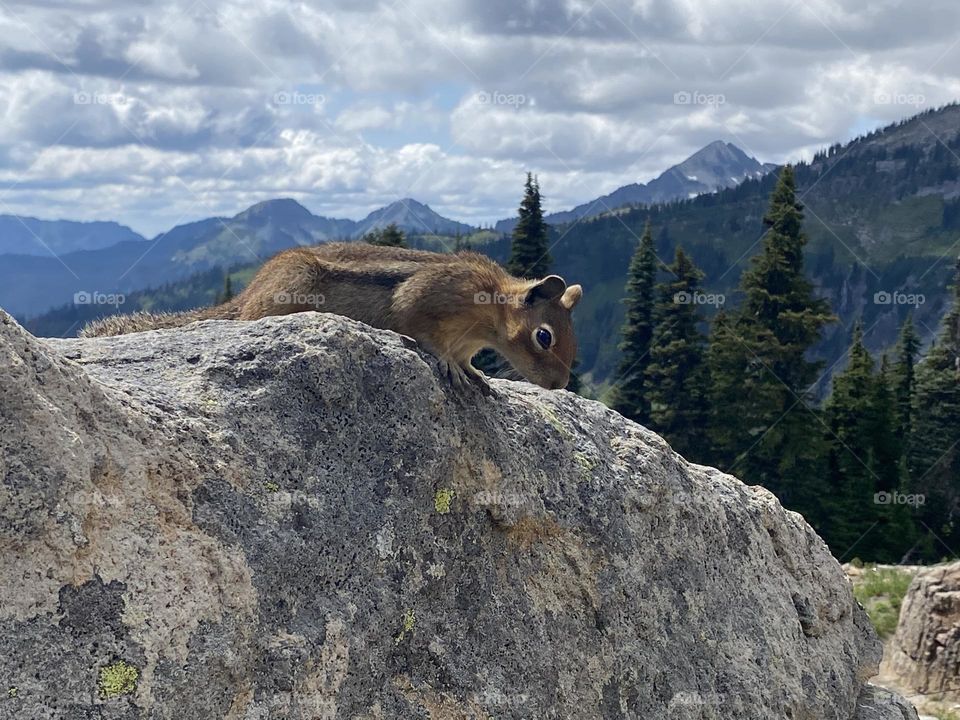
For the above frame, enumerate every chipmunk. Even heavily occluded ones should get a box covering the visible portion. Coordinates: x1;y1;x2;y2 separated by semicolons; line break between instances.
81;243;583;394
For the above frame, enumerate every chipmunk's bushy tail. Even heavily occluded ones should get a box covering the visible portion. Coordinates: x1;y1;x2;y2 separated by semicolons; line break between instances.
79;302;237;338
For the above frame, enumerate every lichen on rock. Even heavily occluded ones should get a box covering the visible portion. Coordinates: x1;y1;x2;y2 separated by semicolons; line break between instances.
99;660;139;699
433;488;454;514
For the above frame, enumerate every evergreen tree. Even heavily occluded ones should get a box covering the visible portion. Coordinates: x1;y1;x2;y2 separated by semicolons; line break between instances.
218;273;234;304
708;166;834;516
908;258;960;557
507;173;550;279
706;310;746;466
823;322;879;554
893;314;921;439
610;222;657;423
820;325;913;560
873;355;903;481
739;166;834;388
645;248;709;461
367;222;407;248
872;354;917;562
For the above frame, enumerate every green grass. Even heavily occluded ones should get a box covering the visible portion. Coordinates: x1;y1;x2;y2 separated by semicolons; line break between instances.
851;566;916;639
932;711;960;720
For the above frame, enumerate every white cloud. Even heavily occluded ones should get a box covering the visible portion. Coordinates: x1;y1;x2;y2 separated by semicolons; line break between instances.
0;0;957;235
336;104;395;131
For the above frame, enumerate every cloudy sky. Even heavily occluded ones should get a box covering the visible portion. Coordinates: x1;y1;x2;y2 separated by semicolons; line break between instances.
0;0;959;236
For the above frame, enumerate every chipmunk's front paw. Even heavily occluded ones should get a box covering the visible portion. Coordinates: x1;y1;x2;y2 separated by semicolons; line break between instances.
437;358;470;392
437;359;491;396
464;365;492;396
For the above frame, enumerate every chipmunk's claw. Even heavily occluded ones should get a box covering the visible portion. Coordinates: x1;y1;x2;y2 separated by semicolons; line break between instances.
437;359;468;392
437;359;492;396
465;365;492;396
397;334;420;350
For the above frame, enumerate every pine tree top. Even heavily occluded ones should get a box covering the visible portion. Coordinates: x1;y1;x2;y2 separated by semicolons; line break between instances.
847;320;873;371
895;314;921;366
739;162;834;352
507;172;551;278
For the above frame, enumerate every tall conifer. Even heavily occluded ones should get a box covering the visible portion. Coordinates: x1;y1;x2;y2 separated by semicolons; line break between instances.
645;248;709;461
507;173;550;279
909;258;960;554
611;221;657;423
707;166;834;515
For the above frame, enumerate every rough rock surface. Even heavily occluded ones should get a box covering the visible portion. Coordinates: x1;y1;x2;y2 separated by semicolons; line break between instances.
887;562;960;700
856;684;926;719
0;309;916;719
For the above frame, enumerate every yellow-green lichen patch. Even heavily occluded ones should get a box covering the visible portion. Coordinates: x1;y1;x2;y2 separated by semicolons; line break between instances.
434;489;454;514
264;481;280;493
6;687;17;699
98;660;139;699
540;406;571;438
573;452;596;477
394;609;416;645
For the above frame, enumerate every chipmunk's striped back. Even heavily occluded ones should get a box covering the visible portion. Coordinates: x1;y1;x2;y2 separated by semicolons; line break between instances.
80;242;583;392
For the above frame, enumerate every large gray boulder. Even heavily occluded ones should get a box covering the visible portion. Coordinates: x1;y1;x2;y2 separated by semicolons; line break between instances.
0;309;916;719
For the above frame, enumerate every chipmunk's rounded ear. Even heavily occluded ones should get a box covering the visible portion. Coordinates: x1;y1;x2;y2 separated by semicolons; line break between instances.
524;275;566;305
560;284;583;310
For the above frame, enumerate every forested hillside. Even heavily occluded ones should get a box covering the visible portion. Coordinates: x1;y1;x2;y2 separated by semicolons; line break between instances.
551;104;960;393
604;166;960;565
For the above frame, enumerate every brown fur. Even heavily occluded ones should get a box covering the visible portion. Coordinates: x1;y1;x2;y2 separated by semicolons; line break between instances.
81;243;583;392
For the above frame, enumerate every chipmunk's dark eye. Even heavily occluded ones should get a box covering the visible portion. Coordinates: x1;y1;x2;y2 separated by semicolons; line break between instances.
535;326;553;350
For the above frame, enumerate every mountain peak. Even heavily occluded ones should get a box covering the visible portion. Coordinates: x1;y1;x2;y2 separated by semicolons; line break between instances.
376;198;431;214
495;140;774;233
701;139;732;151
238;198;313;221
0;215;145;257
680;141;752;166
357;198;473;236
670;141;768;191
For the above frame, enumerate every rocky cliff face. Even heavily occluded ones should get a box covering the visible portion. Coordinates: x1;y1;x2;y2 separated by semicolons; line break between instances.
0;309;916;719
887;562;960;700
